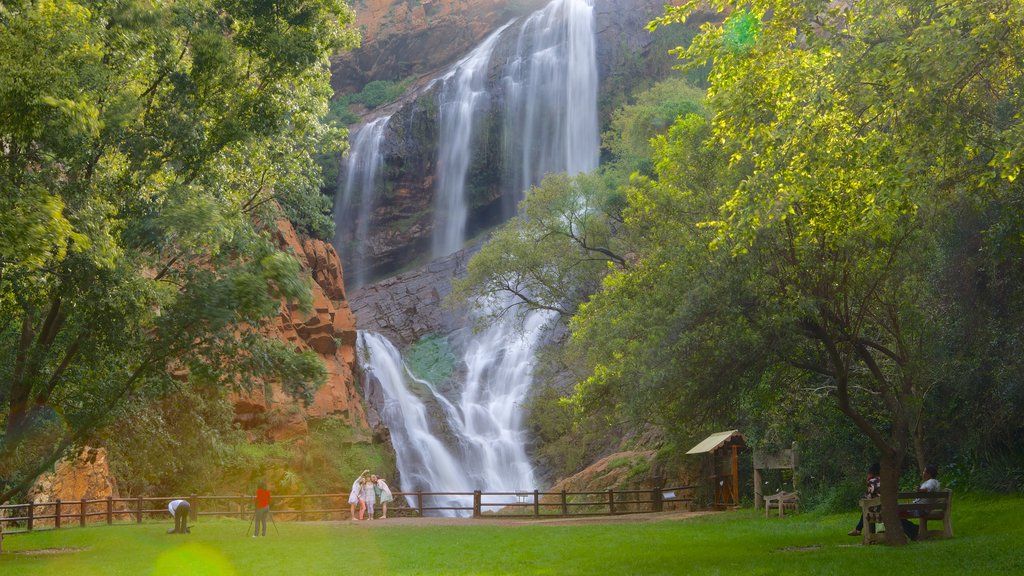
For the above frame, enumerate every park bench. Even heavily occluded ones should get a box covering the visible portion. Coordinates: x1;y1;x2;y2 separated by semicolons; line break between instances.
859;489;953;544
763;490;799;518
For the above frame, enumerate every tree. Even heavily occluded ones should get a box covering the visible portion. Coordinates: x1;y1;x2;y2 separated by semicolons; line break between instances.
572;0;1024;543
0;0;358;504
451;172;628;322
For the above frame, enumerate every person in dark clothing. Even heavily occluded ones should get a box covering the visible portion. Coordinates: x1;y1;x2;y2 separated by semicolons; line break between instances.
848;462;881;536
167;499;191;534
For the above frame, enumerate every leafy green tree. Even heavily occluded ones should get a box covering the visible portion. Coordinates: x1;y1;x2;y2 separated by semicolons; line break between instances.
571;0;1024;543
451;172;628;321
0;0;358;504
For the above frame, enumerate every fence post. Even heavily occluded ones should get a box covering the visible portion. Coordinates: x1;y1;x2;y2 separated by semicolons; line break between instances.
190;494;197;523
473;491;481;518
28;501;34;531
533;490;540;517
239;495;245;521
653;487;664;512
608;489;615;515
107;497;113;525
137;496;143;524
81;498;87;527
55;499;62;529
560;490;568;516
416;491;424;517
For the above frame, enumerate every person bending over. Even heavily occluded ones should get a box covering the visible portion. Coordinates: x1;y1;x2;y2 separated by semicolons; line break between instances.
167;499;190;534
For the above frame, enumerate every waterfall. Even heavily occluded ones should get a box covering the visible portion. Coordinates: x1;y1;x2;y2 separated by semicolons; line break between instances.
502;0;600;209
432;24;514;258
333;116;390;288
359;308;554;516
356;0;600;512
432;0;599;256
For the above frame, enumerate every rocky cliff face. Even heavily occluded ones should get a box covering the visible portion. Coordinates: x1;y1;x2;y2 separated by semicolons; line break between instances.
330;0;550;94
232;220;368;442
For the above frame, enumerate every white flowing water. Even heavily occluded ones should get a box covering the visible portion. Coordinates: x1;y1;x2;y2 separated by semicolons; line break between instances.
333;116;391;287
359;310;553;515
502;0;600;207
358;0;600;513
432;24;513;258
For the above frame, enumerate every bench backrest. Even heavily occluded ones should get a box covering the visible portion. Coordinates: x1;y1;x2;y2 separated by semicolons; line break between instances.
897;489;951;517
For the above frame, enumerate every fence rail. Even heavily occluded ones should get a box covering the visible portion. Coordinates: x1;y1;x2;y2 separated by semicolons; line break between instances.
0;485;695;535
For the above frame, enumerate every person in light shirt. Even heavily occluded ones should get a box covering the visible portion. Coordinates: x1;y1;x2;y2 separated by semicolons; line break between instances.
166;499;190;534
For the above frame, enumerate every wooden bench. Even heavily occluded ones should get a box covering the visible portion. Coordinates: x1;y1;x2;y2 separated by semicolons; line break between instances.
859;489;953;544
763;490;799;518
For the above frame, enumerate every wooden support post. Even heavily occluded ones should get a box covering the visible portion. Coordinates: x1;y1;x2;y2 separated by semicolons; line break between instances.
754;467;763;510
55;499;62;529
107;497;113;525
607;489;615;515
473;491;481;518
416;491;424;517
190;494;197;522
731;445;740;505
27;501;34;532
533;490;540;517
80;498;87;527
653;487;664;512
560;490;568;516
137;496;143;524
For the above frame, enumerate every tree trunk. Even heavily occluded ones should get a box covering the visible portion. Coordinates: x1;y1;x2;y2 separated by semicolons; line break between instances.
879;451;907;545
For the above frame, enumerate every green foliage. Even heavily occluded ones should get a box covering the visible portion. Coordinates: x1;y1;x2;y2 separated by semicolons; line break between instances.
451;172;628;323
602;78;707;183
0;0;359;504
404;335;457;385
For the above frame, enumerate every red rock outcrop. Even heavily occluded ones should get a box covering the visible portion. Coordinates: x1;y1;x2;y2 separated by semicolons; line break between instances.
26;447;122;526
232;220;367;441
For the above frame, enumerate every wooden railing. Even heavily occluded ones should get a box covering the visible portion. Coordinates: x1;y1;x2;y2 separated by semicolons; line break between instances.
0;485;694;535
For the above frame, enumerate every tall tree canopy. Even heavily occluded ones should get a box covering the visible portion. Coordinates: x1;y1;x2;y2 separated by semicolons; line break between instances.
0;0;358;503
567;0;1024;543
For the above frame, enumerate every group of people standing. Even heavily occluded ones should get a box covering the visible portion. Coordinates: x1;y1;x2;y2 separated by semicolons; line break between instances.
348;470;393;520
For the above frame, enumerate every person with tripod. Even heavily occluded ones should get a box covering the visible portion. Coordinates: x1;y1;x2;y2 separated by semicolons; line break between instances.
253;481;272;537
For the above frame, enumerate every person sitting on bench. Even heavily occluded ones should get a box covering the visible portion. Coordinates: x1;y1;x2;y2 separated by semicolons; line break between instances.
848;462;881;536
901;464;939;541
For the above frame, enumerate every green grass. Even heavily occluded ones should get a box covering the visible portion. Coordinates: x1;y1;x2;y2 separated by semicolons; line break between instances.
2;494;1022;575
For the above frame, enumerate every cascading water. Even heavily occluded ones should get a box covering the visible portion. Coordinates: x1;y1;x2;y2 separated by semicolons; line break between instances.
431;24;513;259
359;308;554;516
502;0;600;209
333;116;390;288
357;0;600;514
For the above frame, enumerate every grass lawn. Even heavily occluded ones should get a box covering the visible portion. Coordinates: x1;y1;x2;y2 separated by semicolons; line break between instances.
1;494;1021;575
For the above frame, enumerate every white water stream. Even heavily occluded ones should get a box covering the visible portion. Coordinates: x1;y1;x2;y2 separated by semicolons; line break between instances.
359;309;553;515
353;0;599;515
333;116;391;287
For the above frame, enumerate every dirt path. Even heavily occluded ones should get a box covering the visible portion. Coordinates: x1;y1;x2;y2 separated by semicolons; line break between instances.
335;510;718;528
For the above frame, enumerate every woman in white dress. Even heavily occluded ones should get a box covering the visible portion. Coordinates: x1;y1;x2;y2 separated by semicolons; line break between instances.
349;470;368;520
360;474;376;519
371;475;394;519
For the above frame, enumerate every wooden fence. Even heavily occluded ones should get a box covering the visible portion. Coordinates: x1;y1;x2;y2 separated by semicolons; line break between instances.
0;485;694;535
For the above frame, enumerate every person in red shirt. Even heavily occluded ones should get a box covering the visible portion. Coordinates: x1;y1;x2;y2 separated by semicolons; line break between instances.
254;481;272;537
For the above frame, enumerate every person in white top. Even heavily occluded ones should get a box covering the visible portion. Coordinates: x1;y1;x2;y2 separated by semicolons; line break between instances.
901;464;940;540
348;470;369;520
167;499;190;534
371;475;394;519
